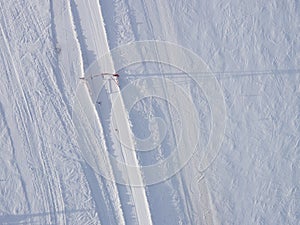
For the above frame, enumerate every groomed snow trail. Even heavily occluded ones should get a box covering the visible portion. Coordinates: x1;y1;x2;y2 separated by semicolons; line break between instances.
71;0;152;224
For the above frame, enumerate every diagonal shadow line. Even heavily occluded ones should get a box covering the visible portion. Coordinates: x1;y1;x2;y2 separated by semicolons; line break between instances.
123;68;300;79
0;209;89;224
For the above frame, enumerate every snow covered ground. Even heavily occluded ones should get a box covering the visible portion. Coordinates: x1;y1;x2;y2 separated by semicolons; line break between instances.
0;0;299;224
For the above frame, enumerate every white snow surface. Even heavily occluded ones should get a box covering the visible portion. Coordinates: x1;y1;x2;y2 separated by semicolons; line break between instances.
0;0;299;225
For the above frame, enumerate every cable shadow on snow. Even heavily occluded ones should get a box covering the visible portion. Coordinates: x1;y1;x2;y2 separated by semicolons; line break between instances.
0;209;89;225
123;68;300;80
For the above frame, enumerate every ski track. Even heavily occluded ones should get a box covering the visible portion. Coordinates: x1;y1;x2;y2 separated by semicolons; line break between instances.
101;0;212;223
103;0;186;222
71;1;139;224
1;0;299;224
0;101;30;217
0;4;47;224
98;1;153;224
137;2;193;222
72;0;153;224
136;1;222;223
52;0;125;224
0;1;99;224
0;1;65;224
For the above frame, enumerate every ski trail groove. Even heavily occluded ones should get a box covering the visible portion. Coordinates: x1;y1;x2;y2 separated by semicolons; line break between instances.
69;0;127;224
138;1;217;223
0;1;71;223
72;0;153;224
106;0;192;223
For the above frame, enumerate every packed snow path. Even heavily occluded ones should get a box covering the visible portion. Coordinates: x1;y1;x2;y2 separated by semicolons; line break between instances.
71;0;152;224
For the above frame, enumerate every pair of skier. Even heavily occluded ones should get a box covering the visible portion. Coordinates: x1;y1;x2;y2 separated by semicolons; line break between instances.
80;73;119;80
103;73;120;86
80;73;120;86
103;73;119;78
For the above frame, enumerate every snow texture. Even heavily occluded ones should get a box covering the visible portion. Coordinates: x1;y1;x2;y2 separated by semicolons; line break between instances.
0;0;299;224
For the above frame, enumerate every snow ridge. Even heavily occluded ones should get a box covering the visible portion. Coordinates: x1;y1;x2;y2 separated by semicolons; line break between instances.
70;0;153;224
67;0;126;224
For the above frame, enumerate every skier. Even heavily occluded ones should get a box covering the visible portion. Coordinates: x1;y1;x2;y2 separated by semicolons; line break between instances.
102;73;120;87
112;74;120;86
